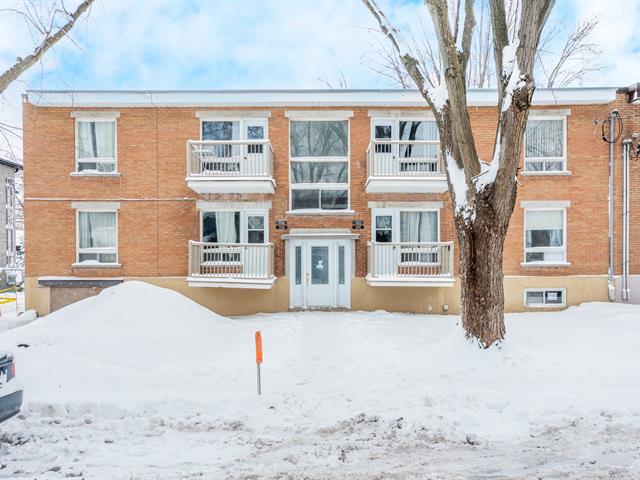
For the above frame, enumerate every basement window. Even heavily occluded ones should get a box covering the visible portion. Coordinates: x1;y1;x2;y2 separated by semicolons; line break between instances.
524;288;566;308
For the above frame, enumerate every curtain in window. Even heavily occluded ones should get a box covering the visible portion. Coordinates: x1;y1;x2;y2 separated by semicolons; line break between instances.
79;212;116;248
400;212;437;242
77;122;115;159
526;210;563;247
525;120;563;158
215;212;238;243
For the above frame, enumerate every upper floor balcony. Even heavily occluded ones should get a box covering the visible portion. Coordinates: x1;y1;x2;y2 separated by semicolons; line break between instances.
186;140;275;194
365;140;448;193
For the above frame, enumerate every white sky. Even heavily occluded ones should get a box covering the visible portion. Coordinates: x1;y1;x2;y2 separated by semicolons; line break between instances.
1;0;639;159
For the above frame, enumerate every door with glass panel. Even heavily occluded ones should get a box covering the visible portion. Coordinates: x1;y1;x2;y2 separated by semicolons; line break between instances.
244;119;267;176
372;120;395;176
243;211;268;277
304;242;333;306
372;211;397;277
290;240;350;308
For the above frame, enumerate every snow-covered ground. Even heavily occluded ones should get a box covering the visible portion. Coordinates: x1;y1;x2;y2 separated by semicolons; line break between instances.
0;281;639;479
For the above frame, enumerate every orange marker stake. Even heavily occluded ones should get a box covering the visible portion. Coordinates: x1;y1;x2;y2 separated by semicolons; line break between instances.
255;331;263;395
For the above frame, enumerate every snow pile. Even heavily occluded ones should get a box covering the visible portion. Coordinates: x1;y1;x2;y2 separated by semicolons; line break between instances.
1;288;640;478
0;281;241;403
0;309;36;333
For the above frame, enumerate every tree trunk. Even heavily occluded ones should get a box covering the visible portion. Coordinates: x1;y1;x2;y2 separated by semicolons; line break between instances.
456;192;513;347
458;223;506;347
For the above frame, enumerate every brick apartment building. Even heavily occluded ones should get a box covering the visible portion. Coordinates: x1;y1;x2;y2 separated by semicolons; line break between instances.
21;87;640;316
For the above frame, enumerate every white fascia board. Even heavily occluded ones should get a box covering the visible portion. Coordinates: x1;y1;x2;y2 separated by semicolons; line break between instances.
27;88;619;108
520;200;570;209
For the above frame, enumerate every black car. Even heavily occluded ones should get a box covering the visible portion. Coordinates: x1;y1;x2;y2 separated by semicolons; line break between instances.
0;352;22;423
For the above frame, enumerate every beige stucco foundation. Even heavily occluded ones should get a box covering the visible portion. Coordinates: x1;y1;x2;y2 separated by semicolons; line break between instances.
25;274;609;317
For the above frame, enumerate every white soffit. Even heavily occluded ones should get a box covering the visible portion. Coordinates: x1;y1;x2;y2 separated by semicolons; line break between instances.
27;88;619;108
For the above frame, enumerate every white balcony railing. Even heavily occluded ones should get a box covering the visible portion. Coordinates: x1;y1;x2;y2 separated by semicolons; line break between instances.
367;241;454;280
187;140;273;178
367;140;445;177
188;241;274;281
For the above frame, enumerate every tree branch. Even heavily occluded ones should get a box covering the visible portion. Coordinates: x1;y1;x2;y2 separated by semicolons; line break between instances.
0;0;94;94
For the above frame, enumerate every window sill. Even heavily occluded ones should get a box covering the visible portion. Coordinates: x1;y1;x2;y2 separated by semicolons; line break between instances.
521;170;571;177
525;303;567;309
286;209;356;216
520;262;571;268
71;263;122;269
70;172;121;178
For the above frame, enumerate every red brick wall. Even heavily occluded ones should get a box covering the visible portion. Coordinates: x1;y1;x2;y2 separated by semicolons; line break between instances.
23;95;638;281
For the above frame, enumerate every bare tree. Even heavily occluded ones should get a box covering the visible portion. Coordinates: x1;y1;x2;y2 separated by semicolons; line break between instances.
362;0;554;347
0;0;94;95
539;18;602;87
365;1;599;89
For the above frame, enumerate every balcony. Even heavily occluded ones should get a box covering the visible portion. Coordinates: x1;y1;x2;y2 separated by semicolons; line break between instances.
366;241;455;287
187;241;276;289
186;140;275;194
365;140;448;193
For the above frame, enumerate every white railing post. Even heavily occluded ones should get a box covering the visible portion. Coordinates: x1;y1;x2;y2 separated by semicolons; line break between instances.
369;140;444;178
186;140;272;179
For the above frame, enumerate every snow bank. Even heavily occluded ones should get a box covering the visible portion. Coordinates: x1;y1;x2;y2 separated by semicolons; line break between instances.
0;309;37;332
0;281;243;403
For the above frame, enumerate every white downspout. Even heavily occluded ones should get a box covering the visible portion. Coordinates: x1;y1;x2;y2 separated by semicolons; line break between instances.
608;111;618;301
622;139;632;301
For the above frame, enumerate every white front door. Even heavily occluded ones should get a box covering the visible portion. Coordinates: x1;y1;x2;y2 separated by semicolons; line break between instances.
290;239;351;308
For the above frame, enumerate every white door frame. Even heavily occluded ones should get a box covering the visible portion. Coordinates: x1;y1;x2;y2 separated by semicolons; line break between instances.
289;238;352;308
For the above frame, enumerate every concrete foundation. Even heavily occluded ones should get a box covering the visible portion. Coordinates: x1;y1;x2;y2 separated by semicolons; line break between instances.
26;274;611;317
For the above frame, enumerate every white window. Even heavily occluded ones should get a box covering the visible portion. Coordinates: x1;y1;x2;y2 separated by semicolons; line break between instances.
200;209;268;265
76;211;118;265
75;119;117;173
290;120;349;211
524;209;566;264
524;117;566;172
200;209;268;244
371;118;439;175
525;288;566;307
372;208;439;264
200;118;267;174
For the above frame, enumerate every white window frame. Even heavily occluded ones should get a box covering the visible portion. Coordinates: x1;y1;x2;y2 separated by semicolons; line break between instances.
74;116;118;174
523;207;567;265
288;117;350;213
199;117;269;142
370;117;440;171
371;207;441;266
523;115;568;173
199;208;269;244
524;288;566;308
74;208;119;267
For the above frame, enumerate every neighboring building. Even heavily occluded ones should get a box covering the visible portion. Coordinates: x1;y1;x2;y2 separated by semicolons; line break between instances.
0;157;22;287
21;88;640;316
